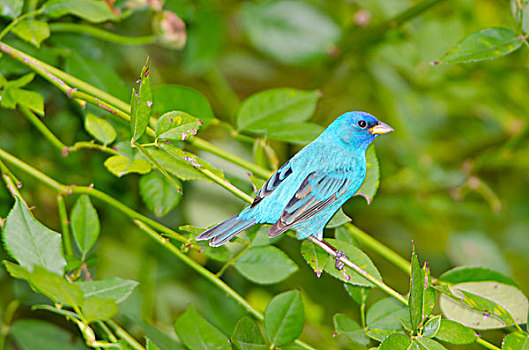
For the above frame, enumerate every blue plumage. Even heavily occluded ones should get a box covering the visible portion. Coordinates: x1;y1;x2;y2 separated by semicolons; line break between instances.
197;111;393;246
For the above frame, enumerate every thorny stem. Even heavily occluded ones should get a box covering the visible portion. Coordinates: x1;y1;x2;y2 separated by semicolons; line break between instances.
133;220;316;350
0;147;187;244
49;23;156;45
309;236;409;305
0;39;506;350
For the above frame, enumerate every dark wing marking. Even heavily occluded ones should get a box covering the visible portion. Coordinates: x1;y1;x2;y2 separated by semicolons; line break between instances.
250;162;293;208
269;169;351;237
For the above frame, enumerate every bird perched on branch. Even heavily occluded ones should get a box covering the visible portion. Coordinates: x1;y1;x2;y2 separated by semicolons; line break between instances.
197;111;393;248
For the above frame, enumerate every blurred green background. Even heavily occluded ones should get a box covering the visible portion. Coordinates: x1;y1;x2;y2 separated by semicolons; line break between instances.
1;0;528;348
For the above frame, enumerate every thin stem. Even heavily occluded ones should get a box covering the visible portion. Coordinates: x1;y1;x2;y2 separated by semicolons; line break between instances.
1;174;24;201
0;9;44;40
134;142;182;193
344;223;411;274
0;41;129;113
106;321;144;350
188;137;271;179
96;322;118;343
0;42;84;109
216;245;251;277
69;141;119;155
133;220;263;319
0;160;21;189
0;147;187;243
71;90;132;125
19;105;68;154
57;194;74;257
476;337;501;350
197;167;254;203
49;23;155;45
308;236;408;305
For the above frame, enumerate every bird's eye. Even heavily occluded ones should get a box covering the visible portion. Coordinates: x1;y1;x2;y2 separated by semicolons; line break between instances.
357;120;367;128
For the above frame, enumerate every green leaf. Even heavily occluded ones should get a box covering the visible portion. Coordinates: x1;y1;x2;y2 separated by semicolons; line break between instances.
70;195;100;259
131;58;152;141
365;328;396;342
43;0;118;23
344;284;369;306
502;332;529;349
152;142;225;182
82;297;118;322
104;154;152;177
300;239;329;277
152;85;215;127
76;277;139;303
234;246;298;284
11;20;50;48
439;266;517;287
355;145;379;204
511;0;529;34
239;0;340;65
2;88;45;116
333;313;369;345
439;282;528;329
5;72;35;89
174;305;230;350
265;122;323;144
423;316;441;338
414;337;447;350
146;339;160;350
264;290;304;346
378;333;410;350
2;197;66;274
139;321;184;350
423;263;436;317
323;239;381;287
410;249;424;333
434;28;523;64
140;172;182;217
1;0;23;18
155;111;202;141
366;298;409;330
5;263;85;307
231;316;267;350
237;88;320;132
326;208;351;228
84;113;117;145
10;319;89;350
434;319;476;345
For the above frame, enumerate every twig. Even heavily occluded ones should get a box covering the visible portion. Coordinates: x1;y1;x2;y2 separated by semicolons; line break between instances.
308;236;408;305
57;194;74;257
49;23;155;45
19;105;68;154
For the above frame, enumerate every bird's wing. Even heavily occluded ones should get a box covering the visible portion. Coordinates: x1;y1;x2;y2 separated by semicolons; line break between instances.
269;168;353;237
249;161;293;208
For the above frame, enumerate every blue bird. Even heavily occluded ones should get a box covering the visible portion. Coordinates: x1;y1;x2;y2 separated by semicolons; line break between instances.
197;111;393;247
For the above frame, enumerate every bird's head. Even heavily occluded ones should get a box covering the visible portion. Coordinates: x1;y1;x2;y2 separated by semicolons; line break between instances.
326;111;393;151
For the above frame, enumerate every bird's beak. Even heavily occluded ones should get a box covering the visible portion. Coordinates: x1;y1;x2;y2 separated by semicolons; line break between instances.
369;121;393;135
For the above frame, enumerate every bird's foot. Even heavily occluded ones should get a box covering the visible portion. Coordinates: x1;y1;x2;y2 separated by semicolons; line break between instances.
334;250;348;270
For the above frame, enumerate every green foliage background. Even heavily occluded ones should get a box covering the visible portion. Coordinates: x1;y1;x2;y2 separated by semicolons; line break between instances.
1;0;529;349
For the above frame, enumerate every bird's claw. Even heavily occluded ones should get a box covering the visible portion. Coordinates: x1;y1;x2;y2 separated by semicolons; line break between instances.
334;250;347;270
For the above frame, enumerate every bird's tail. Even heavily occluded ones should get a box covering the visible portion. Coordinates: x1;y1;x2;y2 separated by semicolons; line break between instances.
196;215;256;247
